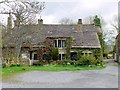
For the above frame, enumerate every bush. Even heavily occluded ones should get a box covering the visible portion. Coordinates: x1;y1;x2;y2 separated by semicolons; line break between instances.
77;55;97;66
10;64;16;67
63;60;71;65
2;63;6;68
56;60;65;65
51;48;59;60
38;60;48;66
16;64;21;67
96;57;104;66
70;60;77;65
49;60;56;65
55;60;77;65
64;60;77;65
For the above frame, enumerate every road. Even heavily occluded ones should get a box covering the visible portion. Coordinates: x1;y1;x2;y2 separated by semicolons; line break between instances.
2;60;119;88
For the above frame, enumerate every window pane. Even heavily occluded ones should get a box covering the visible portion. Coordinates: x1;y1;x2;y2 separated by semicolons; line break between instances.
54;40;57;47
58;40;61;47
62;54;65;60
62;40;66;47
34;54;38;60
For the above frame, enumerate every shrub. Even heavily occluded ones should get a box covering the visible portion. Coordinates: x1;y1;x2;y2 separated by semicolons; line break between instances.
49;60;56;65
63;60;71;65
51;48;59;60
2;63;6;68
10;64;16;67
38;60;48;66
77;55;97;66
16;64;21;67
70;60;77;65
56;60;65;65
96;56;104;66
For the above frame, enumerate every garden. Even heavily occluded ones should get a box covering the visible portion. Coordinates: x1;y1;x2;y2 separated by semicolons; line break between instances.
2;55;106;79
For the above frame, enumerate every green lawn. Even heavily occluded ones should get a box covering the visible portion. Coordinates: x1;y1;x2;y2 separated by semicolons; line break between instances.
2;65;106;79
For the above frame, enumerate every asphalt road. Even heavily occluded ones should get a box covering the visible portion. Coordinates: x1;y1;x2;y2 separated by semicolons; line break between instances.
2;61;119;88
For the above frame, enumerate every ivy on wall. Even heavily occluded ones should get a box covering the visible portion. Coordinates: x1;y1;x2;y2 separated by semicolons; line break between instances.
66;37;73;60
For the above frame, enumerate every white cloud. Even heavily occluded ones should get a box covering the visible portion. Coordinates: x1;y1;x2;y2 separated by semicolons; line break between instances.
42;15;57;24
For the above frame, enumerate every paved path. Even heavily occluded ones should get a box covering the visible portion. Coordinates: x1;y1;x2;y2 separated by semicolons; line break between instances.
2;61;119;88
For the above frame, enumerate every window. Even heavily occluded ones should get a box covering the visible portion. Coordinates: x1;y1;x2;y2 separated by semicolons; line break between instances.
54;39;66;48
58;40;61;47
62;54;65;60
71;52;77;60
22;53;27;59
54;40;57;47
59;54;66;60
62;40;66;47
34;54;38;60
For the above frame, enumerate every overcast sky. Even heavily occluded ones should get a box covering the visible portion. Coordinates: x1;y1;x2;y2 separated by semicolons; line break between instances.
42;1;118;24
40;0;119;39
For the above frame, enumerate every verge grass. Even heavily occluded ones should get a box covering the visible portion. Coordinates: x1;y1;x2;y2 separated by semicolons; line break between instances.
2;65;106;79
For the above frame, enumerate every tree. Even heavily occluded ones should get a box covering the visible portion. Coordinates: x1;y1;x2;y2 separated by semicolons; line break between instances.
112;15;119;33
1;0;45;58
51;48;59;60
0;0;45;25
83;16;94;24
83;15;106;27
59;17;76;24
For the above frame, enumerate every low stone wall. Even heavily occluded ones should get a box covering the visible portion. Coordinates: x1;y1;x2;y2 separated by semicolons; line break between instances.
2;58;30;66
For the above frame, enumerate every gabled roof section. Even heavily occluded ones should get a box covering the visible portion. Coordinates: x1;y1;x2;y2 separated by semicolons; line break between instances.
3;24;102;48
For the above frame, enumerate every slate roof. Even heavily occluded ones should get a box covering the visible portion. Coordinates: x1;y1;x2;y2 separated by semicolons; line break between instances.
3;24;102;48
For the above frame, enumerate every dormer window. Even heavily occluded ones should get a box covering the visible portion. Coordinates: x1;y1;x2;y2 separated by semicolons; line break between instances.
54;39;66;48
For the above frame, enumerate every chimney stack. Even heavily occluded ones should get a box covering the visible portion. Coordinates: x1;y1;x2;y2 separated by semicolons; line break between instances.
78;19;82;24
38;19;43;24
7;13;12;32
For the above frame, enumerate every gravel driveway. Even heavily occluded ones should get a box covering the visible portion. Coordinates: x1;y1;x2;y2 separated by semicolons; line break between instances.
2;62;119;88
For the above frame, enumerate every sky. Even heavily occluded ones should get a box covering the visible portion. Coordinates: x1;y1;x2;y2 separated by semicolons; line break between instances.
41;1;118;25
40;0;119;42
0;0;119;40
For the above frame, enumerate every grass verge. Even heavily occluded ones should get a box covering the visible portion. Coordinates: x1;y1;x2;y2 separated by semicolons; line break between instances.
2;65;106;79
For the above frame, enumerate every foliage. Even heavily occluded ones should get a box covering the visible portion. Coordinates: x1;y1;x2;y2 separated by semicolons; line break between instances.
59;17;76;24
0;1;45;25
77;55;97;66
56;60;65;65
2;63;6;68
38;60;48;66
49;60;56;65
66;37;72;59
10;63;21;67
51;48;59;60
63;60;77;65
1;0;45;58
96;58;105;66
10;64;16;67
16;64;21;67
93;15;101;27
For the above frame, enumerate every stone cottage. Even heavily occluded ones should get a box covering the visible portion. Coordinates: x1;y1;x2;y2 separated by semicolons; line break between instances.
2;14;102;64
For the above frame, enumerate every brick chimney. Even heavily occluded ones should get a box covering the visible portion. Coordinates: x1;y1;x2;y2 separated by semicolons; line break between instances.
14;17;20;27
7;13;12;32
78;19;82;24
38;19;43;24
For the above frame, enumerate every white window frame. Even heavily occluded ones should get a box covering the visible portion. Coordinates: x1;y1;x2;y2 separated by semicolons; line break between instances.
22;52;28;59
54;39;66;48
